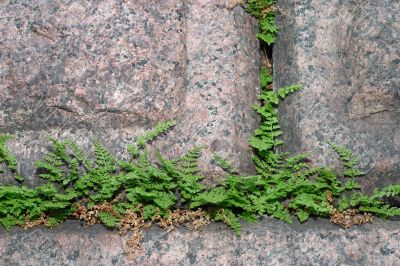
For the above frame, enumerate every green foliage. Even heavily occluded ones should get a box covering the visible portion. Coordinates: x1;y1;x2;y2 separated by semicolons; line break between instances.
0;121;183;229
184;42;397;232
214;209;242;235
246;0;276;17
371;184;400;200
336;185;400;218
0;184;76;230
35;138;76;184
329;142;365;178
157;146;206;205
0;134;23;182
0;134;17;172
120;150;176;218
135;120;176;148
212;154;237;174
2;110;399;234
98;212;119;228
0;1;399;238
1;112;400;234
260;67;273;87
246;0;278;45
249;85;302;153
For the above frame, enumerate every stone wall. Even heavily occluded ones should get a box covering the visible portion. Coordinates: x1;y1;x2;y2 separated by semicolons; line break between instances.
0;0;260;186
274;0;400;192
1;218;399;265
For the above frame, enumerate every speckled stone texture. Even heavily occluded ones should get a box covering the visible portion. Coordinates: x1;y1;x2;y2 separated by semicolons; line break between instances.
0;218;399;265
274;0;400;192
0;0;259;186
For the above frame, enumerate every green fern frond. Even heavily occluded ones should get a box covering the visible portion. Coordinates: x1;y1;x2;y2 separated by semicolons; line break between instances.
93;139;116;173
359;205;400;218
213;154;237;174
260;67;273;88
268;202;292;223
127;144;140;159
371;184;400;200
329;142;365;178
136;120;176;148
174;146;204;175
190;188;228;209
246;0;278;45
214;209;242;235
0;134;20;178
296;209;310;223
98;211;119;228
276;85;303;99
66;140;94;171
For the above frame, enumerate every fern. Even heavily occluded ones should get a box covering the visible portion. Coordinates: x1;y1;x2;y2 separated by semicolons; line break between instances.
143;205;158;220
66;140;94;171
269;203;292;223
136;120;176;148
329;142;365;178
118;131;179;218
121;163;177;217
260;67;273;88
1;117;400;234
214;209;242;235
0;184;75;230
0;134;23;181
0;134;17;171
296;209;310;223
371;184;400;200
1;1;400;239
213;154;237;174
289;193;333;218
98;211;119;228
249;85;302;154
156;147;206;205
359;206;400;218
341;186;400;218
93;139;116;173
246;0;278;45
35;138;73;184
190;187;228;209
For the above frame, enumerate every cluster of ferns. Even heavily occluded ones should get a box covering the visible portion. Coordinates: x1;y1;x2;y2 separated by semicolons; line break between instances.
1;0;399;234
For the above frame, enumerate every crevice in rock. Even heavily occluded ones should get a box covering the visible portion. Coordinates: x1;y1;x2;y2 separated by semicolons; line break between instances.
260;42;273;70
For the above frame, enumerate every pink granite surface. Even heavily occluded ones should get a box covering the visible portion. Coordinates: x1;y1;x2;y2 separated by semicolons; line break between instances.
0;0;260;186
274;0;400;192
1;218;399;265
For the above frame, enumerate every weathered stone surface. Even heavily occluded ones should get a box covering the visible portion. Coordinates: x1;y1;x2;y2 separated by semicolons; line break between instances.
0;0;259;185
1;218;399;265
274;0;400;192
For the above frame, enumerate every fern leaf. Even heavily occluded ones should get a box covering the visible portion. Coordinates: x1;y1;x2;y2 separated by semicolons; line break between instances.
190;188;228;209
0;134;19;173
213;154;237;174
214;209;242;235
99;211;119;228
296;209;310;223
93;139;116;173
371;185;400;200
136;120;176;148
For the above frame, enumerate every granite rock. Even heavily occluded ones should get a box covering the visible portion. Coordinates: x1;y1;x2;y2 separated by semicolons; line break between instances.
1;218;399;265
274;0;400;192
0;0;260;185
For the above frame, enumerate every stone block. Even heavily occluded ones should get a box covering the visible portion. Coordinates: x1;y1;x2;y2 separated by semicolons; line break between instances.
0;0;260;185
1;218;399;265
274;0;400;192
